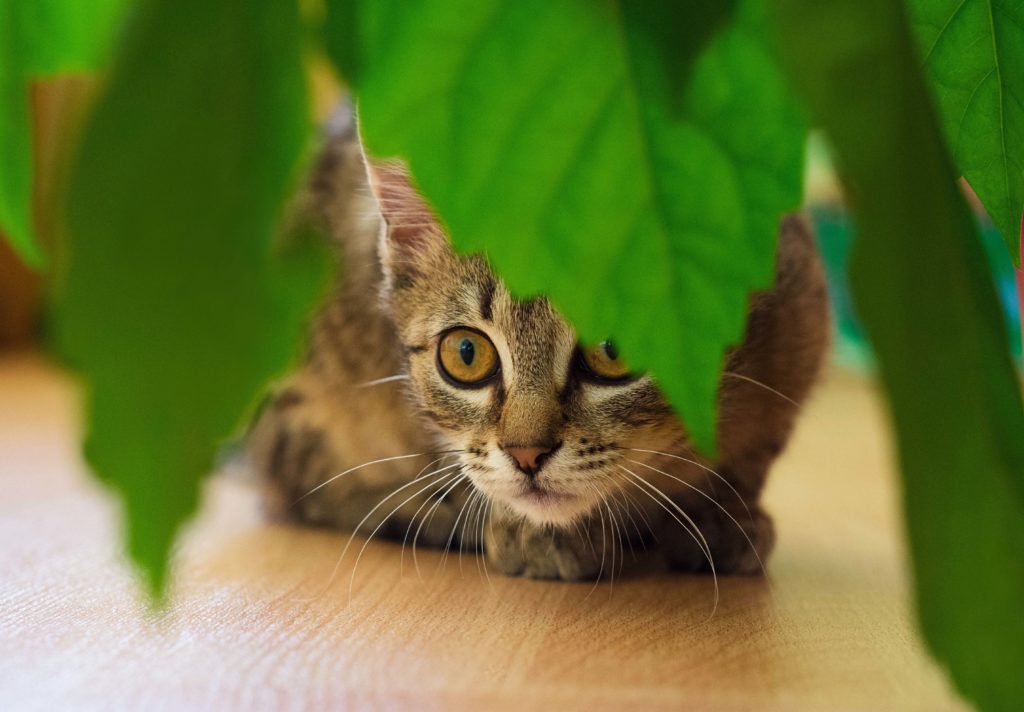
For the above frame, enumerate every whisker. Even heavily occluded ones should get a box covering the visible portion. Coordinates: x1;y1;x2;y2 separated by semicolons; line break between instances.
294;450;463;504
440;481;479;574
619;466;719;616
617;485;656;544
298;464;458;602
412;473;469;579
348;469;462;599
604;500;623;593
591;472;654;552
583;500;608;602
400;455;460;574
626;458;765;576
627;448;753;523
402;480;449;575
722;370;799;407
356;374;411;388
609;491;641;561
465;491;486;580
572;517;596;557
479;498;495;591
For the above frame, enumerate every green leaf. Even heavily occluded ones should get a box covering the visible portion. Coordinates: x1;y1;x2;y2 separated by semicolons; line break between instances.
908;0;1024;265
0;0;128;267
54;0;325;596
329;0;805;455
773;0;1024;709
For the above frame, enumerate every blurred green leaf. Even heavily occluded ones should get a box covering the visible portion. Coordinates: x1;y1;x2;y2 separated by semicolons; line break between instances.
54;0;325;596
908;0;1024;265
774;0;1024;708
0;0;128;267
329;0;805;455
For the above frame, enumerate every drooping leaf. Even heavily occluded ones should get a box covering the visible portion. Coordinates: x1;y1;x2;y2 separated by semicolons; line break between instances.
54;0;326;595
0;0;128;267
327;0;806;455
908;0;1024;265
773;0;1024;708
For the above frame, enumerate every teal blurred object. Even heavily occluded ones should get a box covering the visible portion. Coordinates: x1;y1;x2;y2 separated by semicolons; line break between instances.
809;206;1023;368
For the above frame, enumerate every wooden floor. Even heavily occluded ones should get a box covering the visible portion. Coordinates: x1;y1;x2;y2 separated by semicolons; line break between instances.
0;352;967;711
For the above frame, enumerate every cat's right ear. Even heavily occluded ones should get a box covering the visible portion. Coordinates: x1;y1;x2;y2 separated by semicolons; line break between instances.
362;152;451;287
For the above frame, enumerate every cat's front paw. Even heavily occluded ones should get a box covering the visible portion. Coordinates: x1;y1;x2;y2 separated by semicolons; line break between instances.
659;499;775;575
484;513;605;581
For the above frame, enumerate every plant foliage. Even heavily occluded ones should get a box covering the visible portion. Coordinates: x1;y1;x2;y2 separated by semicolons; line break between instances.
909;0;1024;264
331;0;805;455
773;0;1024;708
0;0;1022;707
0;0;126;265
52;0;327;595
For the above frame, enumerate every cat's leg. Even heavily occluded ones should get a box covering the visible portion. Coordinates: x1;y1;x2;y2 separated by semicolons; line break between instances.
659;497;770;577
657;213;823;575
483;505;635;581
655;483;775;575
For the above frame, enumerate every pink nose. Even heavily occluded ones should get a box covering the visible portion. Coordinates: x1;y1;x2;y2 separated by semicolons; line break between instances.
502;444;558;476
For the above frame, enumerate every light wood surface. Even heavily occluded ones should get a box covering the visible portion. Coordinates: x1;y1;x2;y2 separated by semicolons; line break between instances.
0;352;967;711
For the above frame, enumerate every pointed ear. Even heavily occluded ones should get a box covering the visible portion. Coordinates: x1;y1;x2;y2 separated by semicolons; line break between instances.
362;151;451;286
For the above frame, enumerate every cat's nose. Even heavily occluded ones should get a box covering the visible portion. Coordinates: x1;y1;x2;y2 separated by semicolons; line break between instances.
502;442;561;476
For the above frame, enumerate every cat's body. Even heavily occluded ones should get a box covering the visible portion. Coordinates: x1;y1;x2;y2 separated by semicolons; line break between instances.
248;116;829;580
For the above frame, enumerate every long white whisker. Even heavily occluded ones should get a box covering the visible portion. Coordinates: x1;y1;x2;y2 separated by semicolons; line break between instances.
412;473;469;579
604;500;622;593
571;517;595;557
465;491;485;580
620;466;719;616
357;374;411;388
440;481;478;573
402;479;451;575
626;458;765;576
298;465;457;602
609;492;640;561
348;469;461;599
583;500;608;602
617;485;656;544
622;468;713;565
399;455;459;574
722;370;799;407
295;450;462;503
479;498;495;591
627;448;753;523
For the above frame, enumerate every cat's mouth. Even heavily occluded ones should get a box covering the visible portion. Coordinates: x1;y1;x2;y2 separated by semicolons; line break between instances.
507;482;589;524
518;484;573;505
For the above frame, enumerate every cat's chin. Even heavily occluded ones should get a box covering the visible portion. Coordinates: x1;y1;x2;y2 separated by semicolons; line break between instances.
503;488;593;526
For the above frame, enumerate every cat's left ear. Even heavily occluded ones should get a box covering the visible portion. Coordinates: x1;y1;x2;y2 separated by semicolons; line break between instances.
362;151;452;285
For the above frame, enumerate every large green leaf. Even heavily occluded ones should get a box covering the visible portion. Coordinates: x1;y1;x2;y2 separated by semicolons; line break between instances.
908;0;1024;264
773;0;1024;709
54;0;325;595
328;0;806;455
0;0;128;267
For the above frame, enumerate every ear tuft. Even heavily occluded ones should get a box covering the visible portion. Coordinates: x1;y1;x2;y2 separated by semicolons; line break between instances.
364;159;444;247
362;149;453;295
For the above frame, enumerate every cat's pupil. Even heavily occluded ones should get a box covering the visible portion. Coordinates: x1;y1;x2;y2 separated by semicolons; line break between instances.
459;338;475;365
603;340;618;361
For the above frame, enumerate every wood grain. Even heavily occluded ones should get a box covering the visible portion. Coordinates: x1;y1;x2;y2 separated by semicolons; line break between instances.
0;352;967;711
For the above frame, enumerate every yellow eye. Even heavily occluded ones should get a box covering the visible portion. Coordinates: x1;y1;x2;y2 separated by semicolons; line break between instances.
580;340;631;381
437;328;500;386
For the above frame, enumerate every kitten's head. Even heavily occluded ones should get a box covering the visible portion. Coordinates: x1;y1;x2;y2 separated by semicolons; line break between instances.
367;159;682;525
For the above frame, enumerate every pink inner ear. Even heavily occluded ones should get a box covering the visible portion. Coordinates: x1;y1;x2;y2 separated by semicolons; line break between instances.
366;159;441;247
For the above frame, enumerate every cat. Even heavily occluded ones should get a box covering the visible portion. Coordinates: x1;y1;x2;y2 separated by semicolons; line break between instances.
247;112;830;581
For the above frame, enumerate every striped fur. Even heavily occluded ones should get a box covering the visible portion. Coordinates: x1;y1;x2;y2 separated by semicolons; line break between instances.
247;119;829;580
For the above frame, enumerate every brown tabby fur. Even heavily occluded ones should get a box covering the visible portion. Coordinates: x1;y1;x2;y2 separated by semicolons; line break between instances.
247;116;829;581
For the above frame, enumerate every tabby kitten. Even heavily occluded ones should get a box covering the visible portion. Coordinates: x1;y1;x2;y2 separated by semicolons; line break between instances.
248;115;829;581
